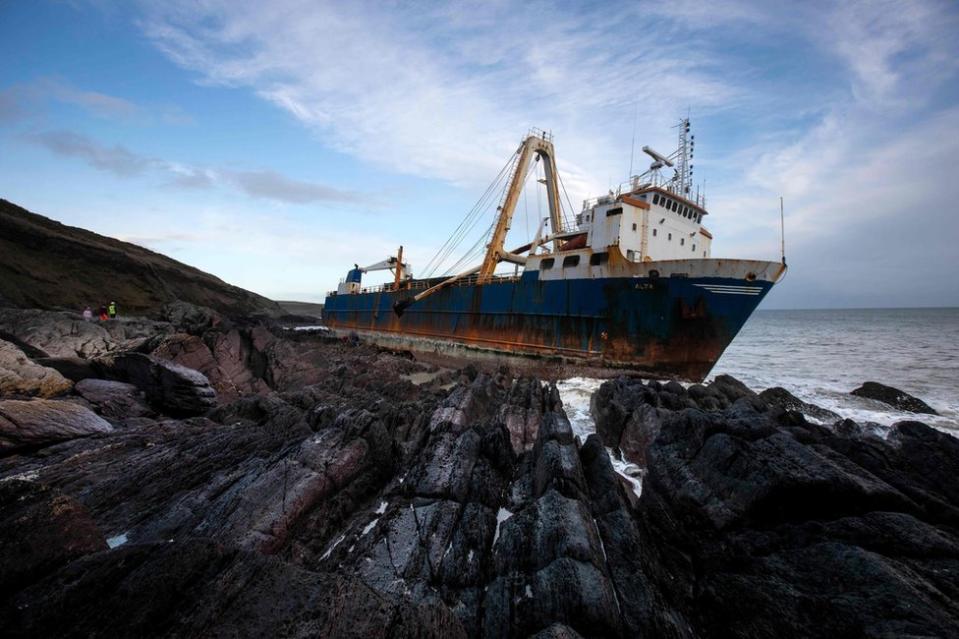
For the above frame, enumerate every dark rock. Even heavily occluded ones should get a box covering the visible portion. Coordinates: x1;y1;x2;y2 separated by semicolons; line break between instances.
3;538;466;639
530;624;584;639
759;386;841;422
4;328;959;639
851;381;938;415
0;480;106;599
100;352;216;416
75;378;153;420
160;300;223;333
34;356;101;382
709;373;756;402
0;399;113;451
635;397;959;638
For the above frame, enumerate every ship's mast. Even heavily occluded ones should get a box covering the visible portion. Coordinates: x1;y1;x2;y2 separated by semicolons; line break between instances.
480;129;563;277
673;117;695;198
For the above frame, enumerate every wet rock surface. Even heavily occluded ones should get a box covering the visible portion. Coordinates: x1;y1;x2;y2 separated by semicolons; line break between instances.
2;309;958;638
592;375;959;637
852;380;939;414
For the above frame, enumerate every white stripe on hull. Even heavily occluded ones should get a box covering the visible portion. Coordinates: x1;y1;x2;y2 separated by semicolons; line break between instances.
693;284;762;295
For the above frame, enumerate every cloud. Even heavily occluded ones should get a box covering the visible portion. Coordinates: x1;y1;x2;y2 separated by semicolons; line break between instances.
138;0;743;202
25;130;152;176
227;169;360;204
0;77;193;125
24;129;363;205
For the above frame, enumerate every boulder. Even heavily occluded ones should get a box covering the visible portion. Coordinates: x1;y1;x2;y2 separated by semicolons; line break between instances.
75;379;153;420
0;339;73;397
0;399;112;451
851;381;938;415
759;386;840;423
100;352;216;417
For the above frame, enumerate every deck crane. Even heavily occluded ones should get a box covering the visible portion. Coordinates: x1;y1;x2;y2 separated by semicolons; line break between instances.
393;130;569;315
336;246;412;295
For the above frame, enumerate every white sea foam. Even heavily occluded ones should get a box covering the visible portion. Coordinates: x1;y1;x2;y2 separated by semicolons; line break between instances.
556;377;643;497
492;507;512;546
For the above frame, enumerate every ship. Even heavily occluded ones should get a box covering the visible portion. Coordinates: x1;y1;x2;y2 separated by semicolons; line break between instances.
322;120;786;381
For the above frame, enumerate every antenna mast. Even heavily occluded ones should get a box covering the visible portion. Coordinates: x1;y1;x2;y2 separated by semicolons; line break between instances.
628;100;638;180
674;117;694;198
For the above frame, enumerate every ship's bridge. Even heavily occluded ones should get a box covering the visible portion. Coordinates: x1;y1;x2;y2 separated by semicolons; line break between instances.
577;186;712;263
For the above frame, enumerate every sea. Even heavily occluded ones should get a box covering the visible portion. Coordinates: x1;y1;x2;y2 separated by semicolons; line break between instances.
556;307;959;494
558;307;959;448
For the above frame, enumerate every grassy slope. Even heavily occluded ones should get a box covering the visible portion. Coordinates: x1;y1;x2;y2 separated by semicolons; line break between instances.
0;198;282;317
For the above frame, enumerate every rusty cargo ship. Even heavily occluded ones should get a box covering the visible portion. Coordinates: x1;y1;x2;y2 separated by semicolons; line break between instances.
323;121;786;381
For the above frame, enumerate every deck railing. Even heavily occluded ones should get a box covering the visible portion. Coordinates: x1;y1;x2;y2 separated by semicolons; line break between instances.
327;272;523;297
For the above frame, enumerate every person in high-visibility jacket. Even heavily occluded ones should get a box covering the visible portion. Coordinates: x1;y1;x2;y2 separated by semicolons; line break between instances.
107;301;117;319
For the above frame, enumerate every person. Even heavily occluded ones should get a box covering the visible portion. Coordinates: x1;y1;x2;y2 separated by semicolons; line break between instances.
107;301;117;319
99;305;108;321
82;306;93;322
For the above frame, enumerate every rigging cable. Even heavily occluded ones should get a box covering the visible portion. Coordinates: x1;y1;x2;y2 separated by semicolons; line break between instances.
421;152;518;277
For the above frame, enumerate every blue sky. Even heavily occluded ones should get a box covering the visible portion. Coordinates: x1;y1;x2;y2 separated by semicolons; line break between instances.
2;0;958;308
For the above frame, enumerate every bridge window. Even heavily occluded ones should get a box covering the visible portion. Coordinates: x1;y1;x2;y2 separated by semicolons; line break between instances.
671;200;678;212
541;258;554;270
563;255;580;268
606;207;622;217
590;252;609;266
653;193;660;205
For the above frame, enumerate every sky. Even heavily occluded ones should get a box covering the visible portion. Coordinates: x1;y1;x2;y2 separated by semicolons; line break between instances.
1;0;958;309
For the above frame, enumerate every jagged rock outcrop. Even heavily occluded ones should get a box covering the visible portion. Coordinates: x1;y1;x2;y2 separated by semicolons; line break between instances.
851;381;938;415
75;378;153;420
5;537;466;639
759;385;840;422
0;308;174;359
3;348;958;638
0;399;112;451
593;375;839;468
0;339;73;397
635;402;959;638
98;352;216;417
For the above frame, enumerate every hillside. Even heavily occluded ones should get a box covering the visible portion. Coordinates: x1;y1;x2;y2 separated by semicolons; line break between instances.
0;198;282;317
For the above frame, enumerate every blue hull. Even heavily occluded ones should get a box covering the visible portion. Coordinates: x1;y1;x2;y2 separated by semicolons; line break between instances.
323;271;771;381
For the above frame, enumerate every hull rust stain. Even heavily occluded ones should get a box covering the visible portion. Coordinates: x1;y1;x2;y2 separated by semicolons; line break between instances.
324;261;776;381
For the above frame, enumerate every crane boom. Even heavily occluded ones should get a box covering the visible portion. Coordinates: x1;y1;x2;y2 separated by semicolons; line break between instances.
479;131;563;278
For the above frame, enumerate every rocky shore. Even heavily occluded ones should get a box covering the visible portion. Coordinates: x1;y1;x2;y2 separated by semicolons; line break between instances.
2;306;958;638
